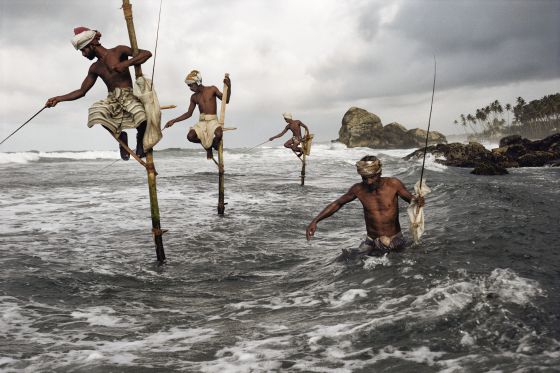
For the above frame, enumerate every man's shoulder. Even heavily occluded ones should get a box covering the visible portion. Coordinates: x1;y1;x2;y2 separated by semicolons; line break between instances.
349;182;364;192
382;177;404;188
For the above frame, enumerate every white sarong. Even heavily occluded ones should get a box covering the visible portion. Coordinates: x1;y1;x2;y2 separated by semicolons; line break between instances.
191;114;220;149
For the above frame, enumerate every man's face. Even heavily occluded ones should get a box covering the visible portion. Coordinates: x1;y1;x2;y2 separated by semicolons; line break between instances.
362;174;381;191
188;83;199;92
81;44;95;60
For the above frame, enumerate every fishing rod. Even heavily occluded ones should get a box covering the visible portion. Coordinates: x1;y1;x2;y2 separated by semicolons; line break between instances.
247;139;270;151
0;106;47;146
419;56;436;186
150;0;163;86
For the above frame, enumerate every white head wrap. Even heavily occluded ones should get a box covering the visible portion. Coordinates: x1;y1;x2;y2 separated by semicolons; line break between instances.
71;29;97;51
356;158;382;177
185;70;202;85
282;112;292;120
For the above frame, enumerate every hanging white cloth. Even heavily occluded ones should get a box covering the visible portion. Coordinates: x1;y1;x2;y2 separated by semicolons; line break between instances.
407;179;431;244
133;76;162;150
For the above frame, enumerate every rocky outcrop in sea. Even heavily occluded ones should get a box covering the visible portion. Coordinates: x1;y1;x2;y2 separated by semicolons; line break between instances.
335;107;447;149
404;133;560;175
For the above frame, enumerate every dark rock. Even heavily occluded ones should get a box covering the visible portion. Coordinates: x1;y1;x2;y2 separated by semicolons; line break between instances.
407;128;447;147
505;144;527;159
471;163;509;175
337;107;447;148
518;151;556;167
499;135;523;147
338;107;382;148
404;133;560;174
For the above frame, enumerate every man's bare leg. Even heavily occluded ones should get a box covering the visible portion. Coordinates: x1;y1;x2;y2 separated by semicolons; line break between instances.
212;127;223;150
187;129;213;159
135;121;147;158
103;126;130;161
119;132;130;160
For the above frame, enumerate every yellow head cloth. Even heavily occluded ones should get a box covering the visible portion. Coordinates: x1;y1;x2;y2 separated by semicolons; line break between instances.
185;70;202;85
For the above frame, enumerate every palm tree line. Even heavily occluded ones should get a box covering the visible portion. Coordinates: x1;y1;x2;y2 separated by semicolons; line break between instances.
453;93;559;140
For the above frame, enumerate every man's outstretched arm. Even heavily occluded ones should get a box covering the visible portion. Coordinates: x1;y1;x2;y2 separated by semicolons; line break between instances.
46;68;98;107
165;97;196;128
269;126;289;141
306;187;357;241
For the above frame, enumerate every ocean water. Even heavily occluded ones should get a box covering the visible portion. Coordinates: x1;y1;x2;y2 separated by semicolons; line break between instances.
1;142;559;372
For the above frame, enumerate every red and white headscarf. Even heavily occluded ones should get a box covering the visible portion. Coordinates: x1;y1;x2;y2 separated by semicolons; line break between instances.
71;27;97;50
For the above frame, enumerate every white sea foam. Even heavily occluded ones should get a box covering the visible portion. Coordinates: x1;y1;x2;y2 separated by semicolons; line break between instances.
363;254;392;269
199;335;292;373
39;150;119;160
0;151;40;164
328;288;369;308
71;306;134;327
0;150;119;164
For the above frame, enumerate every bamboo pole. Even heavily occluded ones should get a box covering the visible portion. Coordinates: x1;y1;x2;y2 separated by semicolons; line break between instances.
300;154;306;186
122;0;165;262
217;73;229;215
300;129;311;186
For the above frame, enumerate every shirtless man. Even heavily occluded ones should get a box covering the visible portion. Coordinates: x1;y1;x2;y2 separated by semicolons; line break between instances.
46;27;152;160
164;70;232;159
306;155;425;256
269;113;309;157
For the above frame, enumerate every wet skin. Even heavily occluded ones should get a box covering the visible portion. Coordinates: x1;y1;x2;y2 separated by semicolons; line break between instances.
46;43;151;106
306;174;425;241
45;41;152;158
164;77;232;153
269;119;309;156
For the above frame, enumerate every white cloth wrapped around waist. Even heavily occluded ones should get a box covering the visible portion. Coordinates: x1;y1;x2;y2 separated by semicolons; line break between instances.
190;114;221;149
87;87;146;133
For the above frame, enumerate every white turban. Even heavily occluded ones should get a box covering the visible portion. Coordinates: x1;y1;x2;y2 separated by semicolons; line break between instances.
282;112;292;120
356;158;382;177
71;29;97;50
185;70;202;85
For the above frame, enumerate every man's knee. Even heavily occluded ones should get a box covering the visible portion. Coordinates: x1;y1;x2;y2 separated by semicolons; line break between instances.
187;130;198;142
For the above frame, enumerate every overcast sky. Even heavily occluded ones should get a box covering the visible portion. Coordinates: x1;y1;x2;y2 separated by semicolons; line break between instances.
1;0;559;151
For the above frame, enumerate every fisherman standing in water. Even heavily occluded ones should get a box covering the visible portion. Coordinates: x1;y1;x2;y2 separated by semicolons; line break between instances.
46;27;152;160
269;113;310;158
306;155;425;256
164;70;232;159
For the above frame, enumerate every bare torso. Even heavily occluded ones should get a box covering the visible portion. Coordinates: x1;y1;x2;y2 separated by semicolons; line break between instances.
91;47;134;91
351;178;404;237
287;121;304;139
191;86;221;115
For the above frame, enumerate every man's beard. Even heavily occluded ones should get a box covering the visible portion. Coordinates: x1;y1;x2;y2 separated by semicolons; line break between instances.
364;181;380;192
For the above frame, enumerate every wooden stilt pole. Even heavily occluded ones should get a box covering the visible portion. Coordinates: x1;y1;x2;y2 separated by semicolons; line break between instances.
300;130;313;186
300;154;306;186
122;0;165;262
217;73;229;215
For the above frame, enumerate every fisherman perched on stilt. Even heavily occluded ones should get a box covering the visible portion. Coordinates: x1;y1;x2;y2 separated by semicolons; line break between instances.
306;155;425;258
45;27;153;160
164;70;232;159
269;113;310;158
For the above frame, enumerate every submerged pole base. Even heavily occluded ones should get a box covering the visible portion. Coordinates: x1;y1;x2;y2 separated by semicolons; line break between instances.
152;228;166;263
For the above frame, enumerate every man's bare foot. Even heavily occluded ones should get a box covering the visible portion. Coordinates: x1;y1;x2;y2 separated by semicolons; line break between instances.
206;147;213;159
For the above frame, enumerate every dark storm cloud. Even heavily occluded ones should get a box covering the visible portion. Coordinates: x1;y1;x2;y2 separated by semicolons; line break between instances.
306;0;560;106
